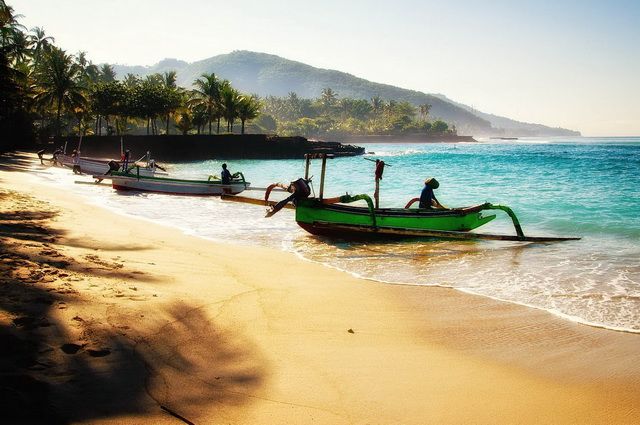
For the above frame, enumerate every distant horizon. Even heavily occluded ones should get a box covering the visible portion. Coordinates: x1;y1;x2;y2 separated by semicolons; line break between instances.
12;0;640;137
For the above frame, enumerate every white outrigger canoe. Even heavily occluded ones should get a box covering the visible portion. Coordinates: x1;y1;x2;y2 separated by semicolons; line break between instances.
96;168;250;196
56;153;167;177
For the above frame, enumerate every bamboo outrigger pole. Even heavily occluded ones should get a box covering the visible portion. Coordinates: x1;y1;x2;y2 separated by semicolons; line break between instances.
319;155;327;200
304;153;333;200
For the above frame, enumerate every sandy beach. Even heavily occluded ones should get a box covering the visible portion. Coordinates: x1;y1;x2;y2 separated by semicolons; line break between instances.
1;152;640;424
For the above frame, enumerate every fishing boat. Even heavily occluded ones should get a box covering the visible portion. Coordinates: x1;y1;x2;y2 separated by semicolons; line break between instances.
54;137;167;177
264;154;579;242
97;167;250;196
56;151;168;176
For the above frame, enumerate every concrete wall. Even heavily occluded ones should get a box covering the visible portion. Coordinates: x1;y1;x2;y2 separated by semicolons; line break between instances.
44;134;364;161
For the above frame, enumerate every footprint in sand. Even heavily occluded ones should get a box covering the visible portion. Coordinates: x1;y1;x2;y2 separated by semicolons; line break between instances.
83;254;123;269
87;348;111;357
12;316;36;329
60;343;83;355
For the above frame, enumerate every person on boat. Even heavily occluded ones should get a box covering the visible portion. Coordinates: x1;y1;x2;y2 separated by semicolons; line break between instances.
419;178;446;209
265;178;311;217
94;160;120;184
52;147;63;165
221;163;232;184
71;149;82;174
122;149;131;172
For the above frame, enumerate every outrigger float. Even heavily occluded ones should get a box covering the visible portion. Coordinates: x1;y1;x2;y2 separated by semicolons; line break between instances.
263;154;580;243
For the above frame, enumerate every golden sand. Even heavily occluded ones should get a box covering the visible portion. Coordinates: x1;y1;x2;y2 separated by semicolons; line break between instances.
1;152;639;424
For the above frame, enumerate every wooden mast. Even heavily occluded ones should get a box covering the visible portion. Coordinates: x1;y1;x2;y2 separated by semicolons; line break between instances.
319;154;327;200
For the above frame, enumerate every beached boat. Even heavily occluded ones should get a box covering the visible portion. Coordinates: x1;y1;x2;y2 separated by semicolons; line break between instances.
295;198;497;237
53;137;167;176
56;152;167;177
264;154;579;242
98;168;250;196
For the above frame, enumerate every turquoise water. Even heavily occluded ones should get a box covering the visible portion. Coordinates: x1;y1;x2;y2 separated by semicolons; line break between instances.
38;137;640;332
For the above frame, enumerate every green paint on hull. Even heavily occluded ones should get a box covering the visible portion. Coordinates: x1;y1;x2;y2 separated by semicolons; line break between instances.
295;199;496;232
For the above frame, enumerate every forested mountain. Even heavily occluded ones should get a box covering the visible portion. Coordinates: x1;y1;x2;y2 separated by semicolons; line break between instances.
431;94;580;137
112;51;579;137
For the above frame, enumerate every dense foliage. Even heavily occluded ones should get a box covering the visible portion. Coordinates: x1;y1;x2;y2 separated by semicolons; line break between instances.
0;1;455;150
0;1;262;149
260;89;455;138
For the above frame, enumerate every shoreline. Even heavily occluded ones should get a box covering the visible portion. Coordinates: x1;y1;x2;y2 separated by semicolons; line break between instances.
340;134;478;144
71;167;636;335
294;250;640;335
2;152;640;424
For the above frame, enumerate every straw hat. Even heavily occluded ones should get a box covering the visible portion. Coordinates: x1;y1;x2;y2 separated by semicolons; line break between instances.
424;177;440;189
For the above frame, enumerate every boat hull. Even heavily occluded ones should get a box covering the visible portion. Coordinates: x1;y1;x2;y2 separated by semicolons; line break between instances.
295;199;496;239
109;174;249;196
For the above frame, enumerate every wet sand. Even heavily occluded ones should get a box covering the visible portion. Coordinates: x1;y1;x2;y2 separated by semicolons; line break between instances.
1;152;639;424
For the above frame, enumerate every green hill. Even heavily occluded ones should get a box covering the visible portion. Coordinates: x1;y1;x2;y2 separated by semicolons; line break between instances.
112;51;579;136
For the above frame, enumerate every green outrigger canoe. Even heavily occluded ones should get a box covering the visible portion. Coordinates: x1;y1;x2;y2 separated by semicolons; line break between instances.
265;154;579;243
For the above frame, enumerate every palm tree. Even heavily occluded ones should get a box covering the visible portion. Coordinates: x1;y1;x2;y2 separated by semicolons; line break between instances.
236;95;261;134
0;2;26;51
219;84;240;132
99;64;116;82
123;73;140;88
370;96;384;115
9;29;31;64
33;47;86;137
419;103;432;121
321;87;337;104
162;71;180;134
190;73;221;134
174;109;194;135
163;70;177;88
75;51;100;85
286;91;301;120
190;103;208;134
29;26;53;67
320;87;337;114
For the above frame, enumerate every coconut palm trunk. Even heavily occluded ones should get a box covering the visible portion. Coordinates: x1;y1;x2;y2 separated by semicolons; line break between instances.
55;98;62;137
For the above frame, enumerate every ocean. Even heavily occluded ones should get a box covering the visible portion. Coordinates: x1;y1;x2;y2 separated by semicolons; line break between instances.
35;137;640;333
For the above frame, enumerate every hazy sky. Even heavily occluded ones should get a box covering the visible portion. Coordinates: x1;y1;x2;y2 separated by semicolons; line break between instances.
12;0;640;136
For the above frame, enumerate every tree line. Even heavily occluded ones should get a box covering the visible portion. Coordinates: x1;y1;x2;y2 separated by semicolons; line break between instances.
1;0;455;150
259;88;454;138
0;1;260;148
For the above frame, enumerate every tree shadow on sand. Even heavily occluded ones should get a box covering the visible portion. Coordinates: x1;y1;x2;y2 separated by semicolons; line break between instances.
0;152;44;173
0;190;266;424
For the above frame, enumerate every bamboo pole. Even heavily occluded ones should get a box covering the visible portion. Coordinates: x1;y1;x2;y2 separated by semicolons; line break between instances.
304;155;311;180
319;155;327;200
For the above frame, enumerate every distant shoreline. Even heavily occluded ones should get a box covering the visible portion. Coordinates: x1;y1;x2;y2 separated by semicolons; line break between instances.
339;134;478;144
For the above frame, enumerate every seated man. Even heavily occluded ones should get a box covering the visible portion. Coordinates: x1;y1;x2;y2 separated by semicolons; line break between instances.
221;163;232;184
419;178;446;209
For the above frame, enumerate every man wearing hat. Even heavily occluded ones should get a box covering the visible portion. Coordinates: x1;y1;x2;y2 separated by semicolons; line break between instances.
419;177;446;209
